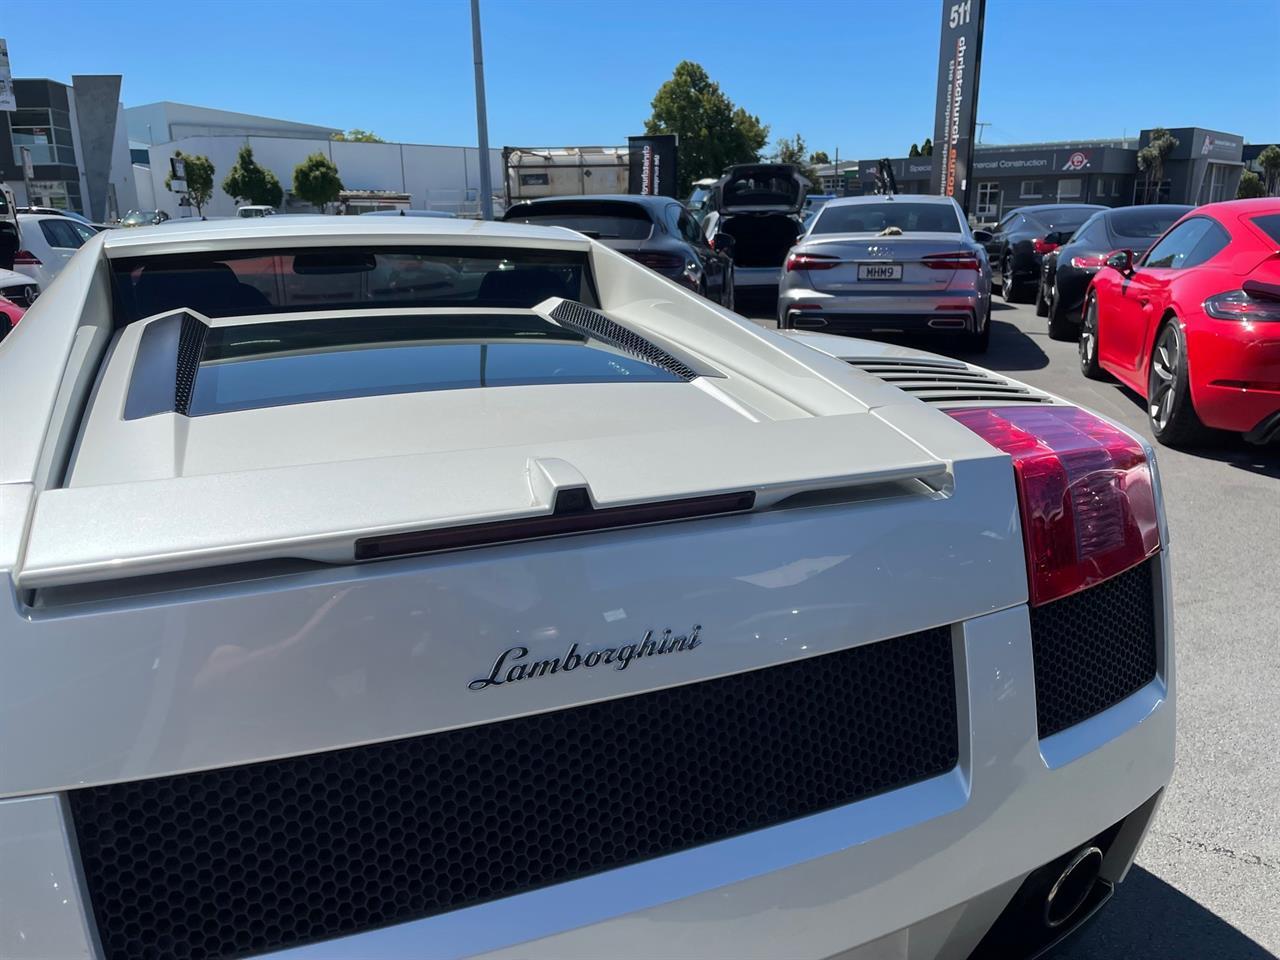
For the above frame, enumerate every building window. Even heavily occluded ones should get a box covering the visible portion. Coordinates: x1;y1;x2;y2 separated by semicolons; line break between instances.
1094;178;1109;198
1113;179;1121;196
1134;179;1171;204
1057;179;1083;199
976;182;1000;219
9;108;77;166
1198;163;1231;204
1020;180;1043;199
26;180;83;213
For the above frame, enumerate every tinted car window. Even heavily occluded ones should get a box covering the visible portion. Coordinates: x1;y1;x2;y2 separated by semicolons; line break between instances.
187;313;682;416
1250;214;1280;245
505;202;653;241
1142;217;1229;269
1023;207;1101;232
676;210;704;245
111;246;598;323
812;202;960;234
1069;215;1107;249
1108;208;1189;245
40;219;84;249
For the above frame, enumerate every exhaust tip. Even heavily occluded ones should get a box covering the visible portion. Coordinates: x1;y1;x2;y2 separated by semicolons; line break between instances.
1044;845;1104;929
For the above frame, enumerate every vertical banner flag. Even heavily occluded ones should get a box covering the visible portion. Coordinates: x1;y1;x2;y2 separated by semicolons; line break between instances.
628;135;679;198
0;39;16;112
930;0;986;213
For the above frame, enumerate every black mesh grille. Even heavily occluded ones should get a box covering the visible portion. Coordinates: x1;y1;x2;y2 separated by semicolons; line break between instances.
549;300;699;380
173;313;208;415
71;626;958;960
1031;559;1159;738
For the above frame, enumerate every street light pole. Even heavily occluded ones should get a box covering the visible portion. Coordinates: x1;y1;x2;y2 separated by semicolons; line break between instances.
470;0;494;220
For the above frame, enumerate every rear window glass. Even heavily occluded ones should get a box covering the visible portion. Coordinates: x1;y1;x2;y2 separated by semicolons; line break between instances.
1108;208;1188;244
111;246;597;323
1250;214;1280;245
1023;207;1101;232
812;202;960;235
187;312;681;415
505;203;653;240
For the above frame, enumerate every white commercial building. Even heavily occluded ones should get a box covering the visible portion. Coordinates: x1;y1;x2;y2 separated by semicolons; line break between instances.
141;135;503;219
125;101;502;220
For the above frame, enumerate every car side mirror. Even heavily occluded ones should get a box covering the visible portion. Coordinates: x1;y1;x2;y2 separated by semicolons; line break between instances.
711;233;736;255
1105;249;1135;276
972;229;993;243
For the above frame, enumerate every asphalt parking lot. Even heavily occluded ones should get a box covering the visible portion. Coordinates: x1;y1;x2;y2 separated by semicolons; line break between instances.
742;294;1280;959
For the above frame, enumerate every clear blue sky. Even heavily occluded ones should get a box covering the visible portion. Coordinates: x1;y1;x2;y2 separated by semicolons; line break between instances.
6;0;1279;156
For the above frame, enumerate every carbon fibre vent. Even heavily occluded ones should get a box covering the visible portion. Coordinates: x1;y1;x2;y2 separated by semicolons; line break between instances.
847;358;1054;405
174;313;209;415
549;300;699;380
1030;559;1158;737
71;626;958;960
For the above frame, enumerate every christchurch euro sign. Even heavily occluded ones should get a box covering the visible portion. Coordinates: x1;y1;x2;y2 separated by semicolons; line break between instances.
930;0;986;213
468;626;703;691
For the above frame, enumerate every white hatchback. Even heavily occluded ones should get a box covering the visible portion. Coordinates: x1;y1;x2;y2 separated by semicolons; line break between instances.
13;213;99;290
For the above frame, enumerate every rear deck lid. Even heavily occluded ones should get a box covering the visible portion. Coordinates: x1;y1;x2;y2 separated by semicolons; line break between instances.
19;300;950;588
717;164;808;214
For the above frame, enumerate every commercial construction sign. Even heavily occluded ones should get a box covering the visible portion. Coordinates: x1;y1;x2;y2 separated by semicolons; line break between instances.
930;0;986;212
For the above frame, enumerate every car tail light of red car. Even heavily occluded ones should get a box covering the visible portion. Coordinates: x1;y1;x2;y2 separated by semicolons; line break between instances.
947;405;1161;607
1070;254;1109;269
1032;237;1060;256
13;250;41;266
923;253;982;270
625;251;685;273
785;252;840;271
1203;285;1280;322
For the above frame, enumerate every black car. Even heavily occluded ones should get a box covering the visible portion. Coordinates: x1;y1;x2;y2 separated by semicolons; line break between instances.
1035;204;1193;340
501;195;735;309
984;204;1105;303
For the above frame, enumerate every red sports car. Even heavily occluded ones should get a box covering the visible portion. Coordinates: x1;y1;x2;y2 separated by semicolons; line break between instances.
0;295;23;342
1079;198;1280;446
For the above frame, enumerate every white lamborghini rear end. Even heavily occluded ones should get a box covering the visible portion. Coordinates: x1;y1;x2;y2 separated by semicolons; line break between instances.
0;217;1173;960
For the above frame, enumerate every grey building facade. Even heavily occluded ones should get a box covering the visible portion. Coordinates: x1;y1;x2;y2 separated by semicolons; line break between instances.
855;127;1253;222
0;75;132;221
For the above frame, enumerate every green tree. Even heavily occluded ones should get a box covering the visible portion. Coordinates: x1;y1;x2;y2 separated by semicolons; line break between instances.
908;143;921;158
292;152;344;213
1137;128;1179;203
221;144;283;208
331;129;385;143
774;133;820;188
1237;170;1266;199
921;137;933;156
1256;144;1280;196
810;150;830;165
644;61;770;196
164;150;214;216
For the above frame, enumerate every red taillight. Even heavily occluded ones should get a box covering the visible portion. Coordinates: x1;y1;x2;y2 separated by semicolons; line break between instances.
923;253;981;270
785;252;839;271
13;250;41;266
625;251;685;272
946;406;1160;606
1203;289;1280;322
1069;254;1108;269
1032;237;1059;255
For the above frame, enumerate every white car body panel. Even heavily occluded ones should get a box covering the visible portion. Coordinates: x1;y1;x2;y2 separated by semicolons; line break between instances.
0;217;1174;960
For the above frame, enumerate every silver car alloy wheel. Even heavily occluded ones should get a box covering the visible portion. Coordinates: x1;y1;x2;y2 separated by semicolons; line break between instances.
1079;302;1097;367
1149;324;1181;432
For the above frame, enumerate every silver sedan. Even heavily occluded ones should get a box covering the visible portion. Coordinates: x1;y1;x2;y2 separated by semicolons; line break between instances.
777;194;994;351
